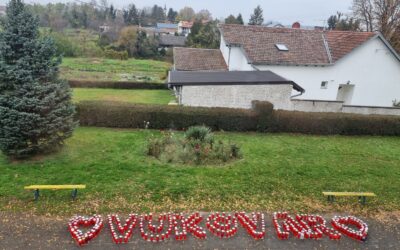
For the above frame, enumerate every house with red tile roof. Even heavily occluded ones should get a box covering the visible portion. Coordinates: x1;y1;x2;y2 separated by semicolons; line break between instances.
172;24;400;110
218;24;400;107
178;21;193;36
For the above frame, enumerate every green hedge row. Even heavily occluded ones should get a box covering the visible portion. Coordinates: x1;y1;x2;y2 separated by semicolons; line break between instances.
273;110;400;135
69;80;168;90
76;101;400;136
77;101;258;131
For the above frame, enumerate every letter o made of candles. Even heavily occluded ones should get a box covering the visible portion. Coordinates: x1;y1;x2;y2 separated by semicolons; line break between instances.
206;212;238;238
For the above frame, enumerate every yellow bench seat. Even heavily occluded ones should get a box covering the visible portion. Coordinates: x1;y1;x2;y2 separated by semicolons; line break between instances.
24;185;86;190
24;185;86;201
323;191;376;204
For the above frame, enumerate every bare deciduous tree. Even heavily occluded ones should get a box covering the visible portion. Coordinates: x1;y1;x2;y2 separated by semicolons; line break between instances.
352;0;400;52
353;0;374;31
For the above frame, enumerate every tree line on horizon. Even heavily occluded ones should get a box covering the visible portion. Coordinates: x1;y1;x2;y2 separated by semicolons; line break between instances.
0;1;398;53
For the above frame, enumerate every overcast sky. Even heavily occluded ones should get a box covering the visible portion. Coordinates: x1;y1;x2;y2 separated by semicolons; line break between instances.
0;0;353;26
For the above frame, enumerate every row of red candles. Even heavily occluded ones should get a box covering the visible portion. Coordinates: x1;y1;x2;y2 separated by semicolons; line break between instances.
273;212;342;240
68;213;368;246
272;212;369;241
109;213;207;244
332;216;368;242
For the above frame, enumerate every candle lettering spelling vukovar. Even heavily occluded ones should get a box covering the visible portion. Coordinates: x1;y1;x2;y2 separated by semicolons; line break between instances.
67;212;369;246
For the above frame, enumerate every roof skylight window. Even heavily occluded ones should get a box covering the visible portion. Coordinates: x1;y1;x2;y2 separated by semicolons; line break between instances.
275;44;289;51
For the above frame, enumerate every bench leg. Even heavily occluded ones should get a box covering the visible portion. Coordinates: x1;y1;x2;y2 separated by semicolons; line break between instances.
71;189;78;200
34;189;40;201
359;196;366;205
327;195;335;203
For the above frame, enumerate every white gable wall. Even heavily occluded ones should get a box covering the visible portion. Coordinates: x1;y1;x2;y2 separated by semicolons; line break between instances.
220;36;254;71
226;37;400;107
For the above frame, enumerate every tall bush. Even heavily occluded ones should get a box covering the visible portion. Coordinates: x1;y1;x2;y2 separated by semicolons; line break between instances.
0;0;77;158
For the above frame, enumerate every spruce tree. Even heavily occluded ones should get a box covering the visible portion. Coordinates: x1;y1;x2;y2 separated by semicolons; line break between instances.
0;0;76;158
236;14;244;25
249;5;264;25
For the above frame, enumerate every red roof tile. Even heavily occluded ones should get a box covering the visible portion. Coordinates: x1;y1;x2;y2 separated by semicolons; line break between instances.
173;48;228;71
325;30;376;62
220;24;377;65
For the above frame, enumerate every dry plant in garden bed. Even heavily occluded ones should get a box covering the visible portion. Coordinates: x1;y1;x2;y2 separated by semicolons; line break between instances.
147;126;242;165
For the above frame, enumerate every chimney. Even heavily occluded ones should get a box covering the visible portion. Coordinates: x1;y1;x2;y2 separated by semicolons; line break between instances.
292;22;301;29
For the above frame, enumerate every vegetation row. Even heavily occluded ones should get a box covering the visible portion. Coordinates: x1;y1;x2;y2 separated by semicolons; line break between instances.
77;101;400;136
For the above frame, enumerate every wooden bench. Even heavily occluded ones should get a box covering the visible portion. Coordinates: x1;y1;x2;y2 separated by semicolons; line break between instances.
24;185;86;201
323;192;376;205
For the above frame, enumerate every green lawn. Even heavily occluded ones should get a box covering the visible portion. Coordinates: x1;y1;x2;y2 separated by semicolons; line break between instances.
60;57;171;82
72;88;174;104
0;127;399;216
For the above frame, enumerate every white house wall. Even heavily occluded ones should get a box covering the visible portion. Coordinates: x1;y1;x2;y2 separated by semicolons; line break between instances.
230;37;400;107
220;36;253;71
180;84;293;110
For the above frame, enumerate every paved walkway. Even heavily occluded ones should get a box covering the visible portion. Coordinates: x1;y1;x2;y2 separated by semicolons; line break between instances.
0;212;399;249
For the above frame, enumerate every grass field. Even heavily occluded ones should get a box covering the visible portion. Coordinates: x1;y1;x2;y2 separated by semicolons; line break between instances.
60;58;171;82
72;88;173;104
1;127;399;216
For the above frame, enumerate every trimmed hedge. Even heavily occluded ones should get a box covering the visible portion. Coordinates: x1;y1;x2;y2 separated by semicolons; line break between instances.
77;101;258;131
68;80;168;90
273;110;400;135
76;101;400;136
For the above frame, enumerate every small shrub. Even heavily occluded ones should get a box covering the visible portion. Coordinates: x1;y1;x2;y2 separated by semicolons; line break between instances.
230;144;241;158
104;48;129;60
185;126;214;144
147;137;163;158
146;127;241;165
252;101;274;132
393;99;400;107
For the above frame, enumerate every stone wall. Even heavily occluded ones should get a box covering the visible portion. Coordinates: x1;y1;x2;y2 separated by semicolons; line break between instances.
181;84;293;110
290;100;400;116
178;84;400;116
290;99;343;113
342;105;400;116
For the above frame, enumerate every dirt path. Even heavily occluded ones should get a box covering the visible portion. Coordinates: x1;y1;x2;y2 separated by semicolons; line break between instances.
0;212;399;250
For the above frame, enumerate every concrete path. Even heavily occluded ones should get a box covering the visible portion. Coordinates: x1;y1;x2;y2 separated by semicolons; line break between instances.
0;212;399;250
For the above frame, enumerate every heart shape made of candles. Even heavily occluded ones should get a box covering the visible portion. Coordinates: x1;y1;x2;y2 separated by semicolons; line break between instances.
206;212;238;238
68;215;104;246
108;214;138;244
331;216;368;241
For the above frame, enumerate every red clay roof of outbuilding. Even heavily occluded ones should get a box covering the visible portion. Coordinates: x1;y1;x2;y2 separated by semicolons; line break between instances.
173;47;228;71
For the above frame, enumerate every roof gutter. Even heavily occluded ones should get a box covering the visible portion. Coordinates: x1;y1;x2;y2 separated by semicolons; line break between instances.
291;91;305;98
